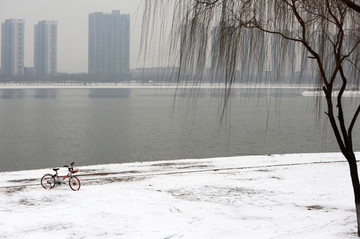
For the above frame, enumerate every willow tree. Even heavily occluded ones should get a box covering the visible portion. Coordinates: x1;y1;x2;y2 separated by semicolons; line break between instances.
142;0;360;235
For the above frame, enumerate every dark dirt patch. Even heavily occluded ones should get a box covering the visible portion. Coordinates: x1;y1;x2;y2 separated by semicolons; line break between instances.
152;162;181;167
19;198;35;206
85;176;146;185
306;205;324;210
177;165;208;170
256;169;271;172
151;162;197;167
152;162;210;170
227;187;260;194
103;177;139;183
8;178;37;183
79;170;140;177
4;185;27;194
78;169;97;173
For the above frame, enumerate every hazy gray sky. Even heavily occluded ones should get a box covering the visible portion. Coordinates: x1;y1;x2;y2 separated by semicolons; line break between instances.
0;0;146;73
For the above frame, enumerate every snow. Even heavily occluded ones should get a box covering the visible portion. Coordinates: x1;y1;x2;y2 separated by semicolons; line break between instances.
0;152;359;238
302;90;360;97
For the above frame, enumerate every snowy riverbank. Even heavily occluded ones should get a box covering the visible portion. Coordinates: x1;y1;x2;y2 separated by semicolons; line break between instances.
1;152;359;238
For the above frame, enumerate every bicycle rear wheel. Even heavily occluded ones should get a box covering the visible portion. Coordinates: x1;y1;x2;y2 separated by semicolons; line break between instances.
41;174;55;189
69;176;81;191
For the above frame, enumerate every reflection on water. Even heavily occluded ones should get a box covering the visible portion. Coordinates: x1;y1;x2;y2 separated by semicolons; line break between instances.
210;90;237;98
1;89;26;99
240;92;266;98
88;89;130;98
0;89;58;99
34;89;57;99
270;92;301;97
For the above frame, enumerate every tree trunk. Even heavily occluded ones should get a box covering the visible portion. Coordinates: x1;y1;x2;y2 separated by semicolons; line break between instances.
346;153;360;237
324;87;360;236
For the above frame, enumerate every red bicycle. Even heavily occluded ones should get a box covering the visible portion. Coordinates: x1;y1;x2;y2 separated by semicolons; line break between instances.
41;162;81;191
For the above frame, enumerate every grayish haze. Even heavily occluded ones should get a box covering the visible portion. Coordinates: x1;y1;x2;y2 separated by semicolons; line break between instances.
0;0;144;73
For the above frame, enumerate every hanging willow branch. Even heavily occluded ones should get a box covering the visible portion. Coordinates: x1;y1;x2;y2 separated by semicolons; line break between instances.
141;0;360;236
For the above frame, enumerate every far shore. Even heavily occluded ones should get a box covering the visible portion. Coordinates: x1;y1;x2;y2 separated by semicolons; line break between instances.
0;82;317;89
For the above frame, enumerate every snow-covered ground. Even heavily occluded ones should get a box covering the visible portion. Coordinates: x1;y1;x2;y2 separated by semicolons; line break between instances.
0;152;359;238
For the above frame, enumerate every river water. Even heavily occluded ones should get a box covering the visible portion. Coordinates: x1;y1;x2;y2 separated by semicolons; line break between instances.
0;87;359;172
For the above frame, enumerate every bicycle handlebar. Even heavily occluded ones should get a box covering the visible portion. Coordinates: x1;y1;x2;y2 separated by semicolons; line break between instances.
63;162;75;171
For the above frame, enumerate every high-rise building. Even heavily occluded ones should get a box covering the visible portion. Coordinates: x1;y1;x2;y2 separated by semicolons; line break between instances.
1;19;25;76
34;20;57;75
88;10;130;76
179;23;206;81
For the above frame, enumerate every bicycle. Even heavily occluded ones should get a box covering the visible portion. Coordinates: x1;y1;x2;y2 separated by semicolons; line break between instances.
41;162;81;191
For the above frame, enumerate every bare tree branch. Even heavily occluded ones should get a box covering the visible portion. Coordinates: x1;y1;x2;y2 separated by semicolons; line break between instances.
337;66;350;149
290;0;330;88
349;104;360;142
142;0;360;235
340;0;360;13
195;0;220;5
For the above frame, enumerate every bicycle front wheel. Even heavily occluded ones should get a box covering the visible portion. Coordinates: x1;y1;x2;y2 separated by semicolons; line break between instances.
69;176;81;191
41;174;55;189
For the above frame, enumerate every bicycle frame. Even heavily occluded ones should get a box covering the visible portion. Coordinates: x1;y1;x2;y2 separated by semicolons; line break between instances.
53;169;78;184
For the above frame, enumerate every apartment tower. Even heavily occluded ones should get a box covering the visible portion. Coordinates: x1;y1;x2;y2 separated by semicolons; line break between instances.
34;20;57;75
88;10;130;76
1;19;25;76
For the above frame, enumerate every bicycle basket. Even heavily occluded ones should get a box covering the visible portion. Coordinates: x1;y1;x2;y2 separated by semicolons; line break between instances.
71;168;79;174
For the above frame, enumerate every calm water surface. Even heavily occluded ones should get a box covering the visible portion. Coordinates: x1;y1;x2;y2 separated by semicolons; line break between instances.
0;87;359;172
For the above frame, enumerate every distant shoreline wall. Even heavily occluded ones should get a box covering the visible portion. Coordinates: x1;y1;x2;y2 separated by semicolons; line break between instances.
0;82;317;90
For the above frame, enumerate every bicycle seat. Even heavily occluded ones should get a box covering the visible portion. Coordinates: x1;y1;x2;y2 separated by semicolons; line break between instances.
53;168;59;171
